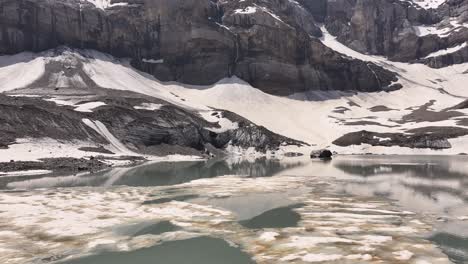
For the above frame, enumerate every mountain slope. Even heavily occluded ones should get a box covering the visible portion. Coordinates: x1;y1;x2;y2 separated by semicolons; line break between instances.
0;48;304;166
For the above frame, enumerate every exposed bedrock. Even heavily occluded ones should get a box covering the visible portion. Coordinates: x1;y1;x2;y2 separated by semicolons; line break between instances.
0;0;398;95
423;45;468;68
0;93;303;155
324;0;468;64
0;95;105;147
332;127;468;150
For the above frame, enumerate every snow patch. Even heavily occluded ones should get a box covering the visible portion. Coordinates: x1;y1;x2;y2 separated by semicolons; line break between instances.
74;102;107;112
0;170;52;177
234;6;257;14
200;110;239;133
133;103;164;111
84;0;128;9
0;138;95;162
0;53;45;92
45;97;106;112
424;43;467;59
404;0;447;9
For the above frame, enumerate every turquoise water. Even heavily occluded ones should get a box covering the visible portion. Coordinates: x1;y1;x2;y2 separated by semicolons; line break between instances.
62;237;255;264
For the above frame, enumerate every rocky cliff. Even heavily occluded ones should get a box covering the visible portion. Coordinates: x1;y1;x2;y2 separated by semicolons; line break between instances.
325;0;468;67
0;0;468;163
0;0;404;95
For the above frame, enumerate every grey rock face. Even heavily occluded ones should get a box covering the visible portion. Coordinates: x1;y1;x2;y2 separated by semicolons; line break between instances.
332;127;468;150
324;0;468;65
0;0;398;95
0;93;302;155
423;45;468;68
0;95;106;146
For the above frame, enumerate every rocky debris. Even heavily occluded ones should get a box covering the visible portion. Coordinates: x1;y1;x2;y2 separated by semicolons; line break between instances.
0;158;108;174
332;106;351;114
210;111;307;152
343;120;399;128
0;0;398;95
369;105;396;112
92;101;304;154
0;94;106;146
310;149;333;159
423;44;468;68
398;100;464;123
0;88;303;159
456;118;468;126
333;127;468;149
78;146;115;154
448;99;468;110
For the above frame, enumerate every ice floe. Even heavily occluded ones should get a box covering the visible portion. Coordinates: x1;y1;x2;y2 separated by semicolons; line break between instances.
0;174;451;263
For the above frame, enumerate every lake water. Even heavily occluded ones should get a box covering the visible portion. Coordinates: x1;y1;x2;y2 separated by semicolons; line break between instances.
0;156;467;263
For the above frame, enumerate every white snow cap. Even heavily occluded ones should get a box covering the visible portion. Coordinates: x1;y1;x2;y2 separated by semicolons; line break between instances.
82;0;128;10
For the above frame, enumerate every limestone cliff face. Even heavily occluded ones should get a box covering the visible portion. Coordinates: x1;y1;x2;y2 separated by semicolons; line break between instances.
0;0;399;95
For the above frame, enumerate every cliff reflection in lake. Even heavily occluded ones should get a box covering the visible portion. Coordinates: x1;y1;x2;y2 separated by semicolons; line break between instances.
3;157;305;190
329;156;468;263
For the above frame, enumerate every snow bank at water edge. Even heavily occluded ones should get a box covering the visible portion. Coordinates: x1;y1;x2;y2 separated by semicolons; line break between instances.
0;138;97;162
0;170;52;177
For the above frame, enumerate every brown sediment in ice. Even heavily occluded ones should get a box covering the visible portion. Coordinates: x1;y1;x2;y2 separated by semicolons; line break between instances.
0;174;451;263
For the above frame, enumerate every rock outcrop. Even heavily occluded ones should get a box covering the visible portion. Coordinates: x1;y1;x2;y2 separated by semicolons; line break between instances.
310;149;333;159
333;127;468;150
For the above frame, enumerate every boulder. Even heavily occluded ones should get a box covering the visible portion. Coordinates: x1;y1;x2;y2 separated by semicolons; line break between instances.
310;149;333;159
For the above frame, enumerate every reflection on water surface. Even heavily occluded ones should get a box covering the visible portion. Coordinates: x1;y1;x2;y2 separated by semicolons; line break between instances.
1;155;467;263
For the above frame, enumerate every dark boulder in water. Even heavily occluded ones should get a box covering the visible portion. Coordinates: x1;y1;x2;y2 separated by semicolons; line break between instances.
310;149;333;159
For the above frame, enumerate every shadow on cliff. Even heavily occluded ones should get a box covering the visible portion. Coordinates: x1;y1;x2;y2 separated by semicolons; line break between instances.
0;51;39;68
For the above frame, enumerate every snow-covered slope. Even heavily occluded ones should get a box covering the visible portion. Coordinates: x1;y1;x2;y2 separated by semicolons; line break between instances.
0;49;304;165
166;29;468;155
0;53;45;92
1;36;468;158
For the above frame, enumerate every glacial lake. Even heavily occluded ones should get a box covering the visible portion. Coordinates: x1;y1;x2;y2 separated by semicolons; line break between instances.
0;155;467;263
